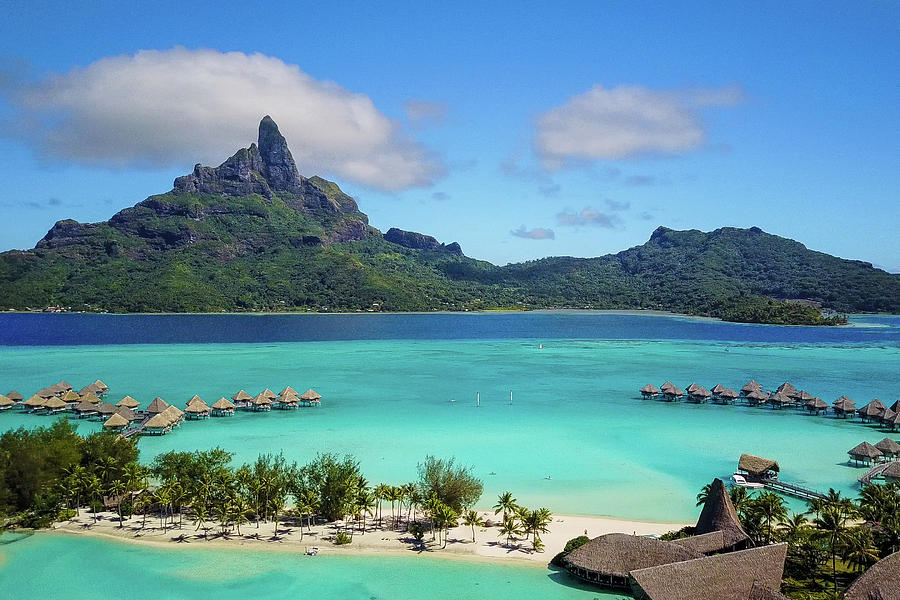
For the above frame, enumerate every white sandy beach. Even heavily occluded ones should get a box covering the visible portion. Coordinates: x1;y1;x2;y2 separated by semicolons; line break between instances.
51;509;688;566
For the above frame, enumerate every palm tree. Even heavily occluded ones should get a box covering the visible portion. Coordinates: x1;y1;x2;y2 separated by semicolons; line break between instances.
387;486;404;530
843;528;879;573
493;491;518;522
696;482;713;507
374;483;390;528
193;504;208;537
814;506;851;596
753;491;788;544
498;515;522;547
462;509;484;542
356;490;376;535
108;479;127;528
777;512;810;545
231;496;248;536
270;495;285;539
438;504;458;549
86;475;103;523
729;486;750;517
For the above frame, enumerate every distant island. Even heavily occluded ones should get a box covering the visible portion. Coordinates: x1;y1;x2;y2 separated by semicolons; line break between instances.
1;117;897;325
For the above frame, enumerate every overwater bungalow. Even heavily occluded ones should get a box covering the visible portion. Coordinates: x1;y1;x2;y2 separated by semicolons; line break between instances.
116;396;140;409
6;390;23;403
858;399;887;423
848;441;883;466
710;384;726;396
96;401;118;420
232;390;253;404
890;400;900;413
880;408;898;427
661;385;684;402
210;397;235;416
300;389;322;406
145;397;170;415
260;388;278;401
640;384;661;398
42;396;67;413
143;412;172;435
843;550;900;600
185;399;211;419
280;386;298;397
93;380;109;394
737;454;779;482
715;388;739;405
275;393;299;409
776;382;800;400
250;394;272;411
50;380;73;394
874;438;900;461
80;392;102;405
805;397;829;414
60;390;81;407
115;407;136;422
162;405;184;424
685;383;701;395
740;380;762;396
74;399;98;418
884;412;900;432
743;390;768;406
660;381;676;394
767;392;793;409
36;387;57;399
103;413;129;432
883;462;900;481
0;395;13;411
22;394;45;411
686;386;711;403
186;394;205;407
833;396;856;418
629;544;789;600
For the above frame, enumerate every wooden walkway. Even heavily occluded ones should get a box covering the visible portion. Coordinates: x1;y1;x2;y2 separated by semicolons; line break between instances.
122;415;150;439
762;480;826;501
858;462;892;486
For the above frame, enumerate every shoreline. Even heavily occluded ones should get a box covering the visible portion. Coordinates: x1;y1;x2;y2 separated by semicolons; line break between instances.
43;509;689;567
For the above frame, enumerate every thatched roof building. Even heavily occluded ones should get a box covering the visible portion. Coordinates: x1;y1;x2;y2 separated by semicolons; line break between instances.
716;388;739;403
629;544;789;600
276;393;299;409
890;400;900;413
805;397;829;413
797;391;816;403
280;386;297;397
0;394;13;409
186;394;204;407
6;390;23;402
36;387;57;399
74;399;98;415
744;390;768;405
22;394;45;408
146;397;170;414
97;401;118;416
689;478;750;551
776;382;800;399
185;399;211;419
80;392;101;405
300;389;322;404
767;392;793;408
884;412;900;432
662;385;684;399
116;396;140;408
883;462;900;480
103;413;129;430
250;394;272;411
848;442;883;465
843;550;900;600
741;380;763;395
143;412;172;433
711;384;727;395
660;381;676;393
260;388;277;400
60;390;81;404
211;398;235;416
51;380;73;394
115;407;136;422
880;409;898;425
858;399;887;421
564;533;701;588
232;390;253;402
43;396;67;411
687;386;712;402
686;383;701;394
93;380;109;392
874;438;900;460
834;396;856;416
738;454;780;479
641;384;661;397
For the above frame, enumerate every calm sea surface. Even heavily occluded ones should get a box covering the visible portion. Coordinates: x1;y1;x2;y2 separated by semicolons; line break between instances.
0;312;898;521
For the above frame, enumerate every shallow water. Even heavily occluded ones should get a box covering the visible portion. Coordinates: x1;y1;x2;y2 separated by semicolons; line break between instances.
0;532;625;600
1;313;898;521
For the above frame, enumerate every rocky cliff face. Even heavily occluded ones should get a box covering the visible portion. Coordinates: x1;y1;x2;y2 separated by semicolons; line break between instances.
383;228;463;255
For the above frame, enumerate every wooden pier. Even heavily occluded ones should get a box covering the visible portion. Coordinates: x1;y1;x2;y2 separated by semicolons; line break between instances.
122;416;150;439
858;462;892;486
762;479;826;501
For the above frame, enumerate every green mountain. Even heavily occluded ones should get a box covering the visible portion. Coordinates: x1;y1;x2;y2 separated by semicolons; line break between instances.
1;117;897;324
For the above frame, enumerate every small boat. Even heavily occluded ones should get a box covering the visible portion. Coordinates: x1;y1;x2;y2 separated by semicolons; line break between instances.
731;473;764;489
306;547;319;556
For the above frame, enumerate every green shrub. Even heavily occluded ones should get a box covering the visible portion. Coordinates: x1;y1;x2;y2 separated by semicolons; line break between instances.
334;531;352;545
550;535;590;567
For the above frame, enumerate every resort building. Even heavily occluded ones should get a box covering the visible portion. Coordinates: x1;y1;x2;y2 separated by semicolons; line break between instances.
737;454;780;482
300;389;322;405
842;550;900;600
848;442;883;466
210;397;235;416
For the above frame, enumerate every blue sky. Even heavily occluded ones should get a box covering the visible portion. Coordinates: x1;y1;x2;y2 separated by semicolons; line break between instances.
1;1;898;270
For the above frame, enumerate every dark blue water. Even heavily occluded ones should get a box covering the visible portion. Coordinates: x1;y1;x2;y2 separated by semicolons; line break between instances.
0;312;897;346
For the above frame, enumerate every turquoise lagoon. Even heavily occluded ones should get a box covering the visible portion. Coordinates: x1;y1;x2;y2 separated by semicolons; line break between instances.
1;312;898;521
0;532;623;600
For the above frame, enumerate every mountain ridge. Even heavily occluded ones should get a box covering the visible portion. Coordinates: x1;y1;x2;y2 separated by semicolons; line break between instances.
1;117;898;323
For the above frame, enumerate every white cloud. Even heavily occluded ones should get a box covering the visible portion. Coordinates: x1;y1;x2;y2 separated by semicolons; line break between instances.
535;84;743;167
511;225;555;240
557;207;622;229
4;47;442;191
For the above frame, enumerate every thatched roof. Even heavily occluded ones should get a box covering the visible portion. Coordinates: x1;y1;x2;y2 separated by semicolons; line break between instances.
798;391;816;402
6;390;23;401
859;400;887;418
848;442;883;460
116;396;140;408
710;384;726;395
660;381;676;392
144;413;171;429
641;384;661;395
745;390;768;402
0;394;13;407
300;389;322;401
689;386;712;398
834;396;856;411
890;400;900;413
883;462;900;479
260;388;277;400
768;392;793;406
884;412;900;429
843;550;900;600
252;394;272;405
43;396;67;410
185;400;210;413
37;387;57;398
806;398;829;410
23;394;45;407
146;397;170;414
881;409;898;423
692;478;750;549
741;380;763;394
739;454;780;476
874;438;900;456
186;395;204;406
93;379;109;391
211;397;235;410
80;392;101;404
747;582;791;600
564;533;700;578
719;388;739;399
97;401;118;415
663;385;684;397
115;407;136;421
160;405;182;424
61;390;81;402
629;543;788;600
686;383;701;394
232;390;253;402
74;399;97;413
776;382;799;398
78;384;98;395
280;386;297;396
673;531;730;555
103;413;129;428
278;393;298;404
